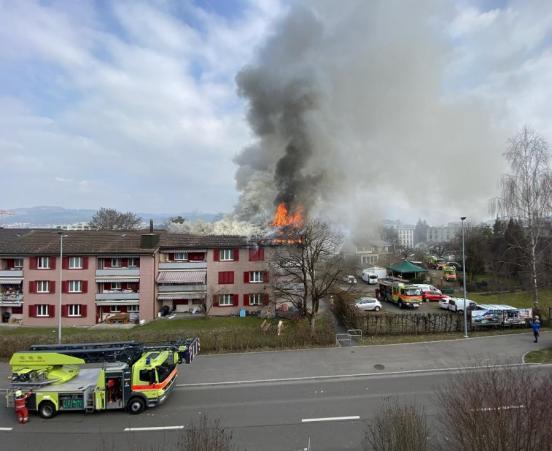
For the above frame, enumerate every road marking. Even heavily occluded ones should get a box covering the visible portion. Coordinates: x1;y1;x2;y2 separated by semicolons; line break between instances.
177;362;552;388
0;427;13;431
302;416;360;423
124;426;184;432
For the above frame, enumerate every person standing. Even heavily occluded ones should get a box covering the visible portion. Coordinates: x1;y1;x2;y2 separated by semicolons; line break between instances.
531;316;541;343
14;390;31;424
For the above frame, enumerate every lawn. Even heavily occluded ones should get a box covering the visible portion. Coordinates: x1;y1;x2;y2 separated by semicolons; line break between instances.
469;288;552;314
524;347;552;364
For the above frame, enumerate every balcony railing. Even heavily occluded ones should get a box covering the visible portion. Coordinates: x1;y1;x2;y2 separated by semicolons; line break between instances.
0;270;23;279
159;261;207;270
158;284;207;293
0;294;23;306
96;269;140;278
95;292;140;301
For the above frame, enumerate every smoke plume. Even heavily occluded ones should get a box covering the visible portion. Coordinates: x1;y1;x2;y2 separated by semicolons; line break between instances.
234;1;506;229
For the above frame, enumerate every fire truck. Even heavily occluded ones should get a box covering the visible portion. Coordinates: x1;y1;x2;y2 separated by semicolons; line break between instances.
5;338;199;419
377;279;422;309
443;265;457;281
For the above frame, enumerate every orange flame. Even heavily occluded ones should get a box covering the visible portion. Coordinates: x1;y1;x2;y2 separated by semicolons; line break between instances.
272;202;304;228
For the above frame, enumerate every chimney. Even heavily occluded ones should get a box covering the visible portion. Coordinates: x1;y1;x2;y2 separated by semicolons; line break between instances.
149;219;154;233
140;233;159;249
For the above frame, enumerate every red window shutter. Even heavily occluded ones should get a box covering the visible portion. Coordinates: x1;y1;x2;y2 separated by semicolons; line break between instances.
6;259;14;269
50;281;56;294
233;249;239;261
244;294;249;306
122;282;128;290
259;248;264;261
122;258;128;267
104;259;111;268
61;305;68;317
218;272;224;284
49;304;55;317
104;283;110;291
244;272;249;284
263;271;269;283
263;294;269;305
228;272;234;284
50;257;56;270
213;295;219;307
214;249;220;261
82;257;89;269
29;281;36;294
120;306;127;313
248;249;255;261
233;294;239;306
62;281;68;293
29;304;37;317
30;257;37;270
81;305;87;317
168;253;175;261
62;257;69;269
82;281;88;293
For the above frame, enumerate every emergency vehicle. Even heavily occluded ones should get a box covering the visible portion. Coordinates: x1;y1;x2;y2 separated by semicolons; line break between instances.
377;279;422;309
5;338;199;419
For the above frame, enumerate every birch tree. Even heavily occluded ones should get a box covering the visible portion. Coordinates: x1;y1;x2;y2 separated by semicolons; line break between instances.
491;127;552;305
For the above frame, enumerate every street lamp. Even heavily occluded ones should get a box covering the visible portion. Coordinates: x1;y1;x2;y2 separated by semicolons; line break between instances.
460;217;468;338
57;232;68;344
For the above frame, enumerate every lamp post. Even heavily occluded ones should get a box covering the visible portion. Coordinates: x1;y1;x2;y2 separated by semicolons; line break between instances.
461;217;468;338
57;232;68;344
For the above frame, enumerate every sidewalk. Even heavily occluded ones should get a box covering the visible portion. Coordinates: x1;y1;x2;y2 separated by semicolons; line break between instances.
180;332;550;385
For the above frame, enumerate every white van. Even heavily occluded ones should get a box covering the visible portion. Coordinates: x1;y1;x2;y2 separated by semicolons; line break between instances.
362;267;387;284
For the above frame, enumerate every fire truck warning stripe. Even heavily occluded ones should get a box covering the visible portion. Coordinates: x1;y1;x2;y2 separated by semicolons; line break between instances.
124;426;184;432
132;367;178;391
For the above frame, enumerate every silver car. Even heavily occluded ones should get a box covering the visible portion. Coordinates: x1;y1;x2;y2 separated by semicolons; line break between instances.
355;297;382;312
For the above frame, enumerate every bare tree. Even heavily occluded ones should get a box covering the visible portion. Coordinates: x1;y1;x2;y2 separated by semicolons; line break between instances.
364;399;429;451
270;220;344;332
177;414;237;451
438;365;552;451
491;127;552;305
89;207;142;230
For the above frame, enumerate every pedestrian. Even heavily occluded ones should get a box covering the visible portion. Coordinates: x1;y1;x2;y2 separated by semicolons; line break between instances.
14;389;31;424
531;316;541;343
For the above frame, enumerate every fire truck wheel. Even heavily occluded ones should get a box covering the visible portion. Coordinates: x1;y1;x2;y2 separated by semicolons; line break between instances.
38;401;57;419
127;397;145;415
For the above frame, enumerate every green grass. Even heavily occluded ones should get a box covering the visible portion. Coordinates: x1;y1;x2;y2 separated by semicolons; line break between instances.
524;348;552;363
469;288;552;312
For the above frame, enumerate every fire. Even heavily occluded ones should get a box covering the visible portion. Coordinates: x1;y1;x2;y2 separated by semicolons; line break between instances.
272;202;304;228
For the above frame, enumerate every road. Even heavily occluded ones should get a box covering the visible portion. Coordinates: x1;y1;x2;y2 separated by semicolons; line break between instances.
0;333;549;451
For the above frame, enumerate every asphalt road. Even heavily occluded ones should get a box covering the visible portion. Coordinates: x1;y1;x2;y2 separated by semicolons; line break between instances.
0;333;549;451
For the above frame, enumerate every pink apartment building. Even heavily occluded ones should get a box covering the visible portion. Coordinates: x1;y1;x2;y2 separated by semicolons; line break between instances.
0;229;271;326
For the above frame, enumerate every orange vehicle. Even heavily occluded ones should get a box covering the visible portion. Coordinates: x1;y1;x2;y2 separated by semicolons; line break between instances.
377;281;422;309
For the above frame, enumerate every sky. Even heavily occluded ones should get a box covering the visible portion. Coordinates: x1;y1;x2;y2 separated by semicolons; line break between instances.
1;0;551;225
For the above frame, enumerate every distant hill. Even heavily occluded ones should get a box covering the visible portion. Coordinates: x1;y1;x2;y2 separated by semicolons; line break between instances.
0;206;223;227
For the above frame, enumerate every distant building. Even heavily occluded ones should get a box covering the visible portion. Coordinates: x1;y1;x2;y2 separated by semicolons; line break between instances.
385;220;415;248
426;223;462;243
342;239;392;267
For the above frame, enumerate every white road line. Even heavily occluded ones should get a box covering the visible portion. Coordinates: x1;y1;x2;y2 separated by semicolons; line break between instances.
177;362;552;388
0;427;13;431
124;426;184;432
302;416;360;423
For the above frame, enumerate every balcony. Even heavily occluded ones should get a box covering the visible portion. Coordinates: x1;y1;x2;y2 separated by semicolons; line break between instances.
159;261;207;270
95;292;140;301
0;293;23;306
96;269;140;281
0;270;23;283
158;284;206;293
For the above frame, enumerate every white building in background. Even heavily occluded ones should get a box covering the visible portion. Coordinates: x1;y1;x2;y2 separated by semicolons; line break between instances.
385;220;415;248
426;223;462;243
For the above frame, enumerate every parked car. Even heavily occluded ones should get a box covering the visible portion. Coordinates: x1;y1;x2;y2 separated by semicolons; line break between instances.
423;290;449;302
439;297;452;310
355;297;382;312
343;275;358;284
448;298;478;313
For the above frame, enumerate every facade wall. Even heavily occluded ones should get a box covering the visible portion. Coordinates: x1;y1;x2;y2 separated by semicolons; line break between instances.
23;256;97;327
207;247;271;316
139;255;156;321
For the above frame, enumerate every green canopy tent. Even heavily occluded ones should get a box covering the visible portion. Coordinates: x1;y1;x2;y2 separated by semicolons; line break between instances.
388;260;427;281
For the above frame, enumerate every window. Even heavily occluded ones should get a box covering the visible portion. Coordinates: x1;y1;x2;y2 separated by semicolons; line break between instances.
110;305;121;312
249;248;264;261
68;281;82;293
68;304;81;317
219;294;233;306
128;258;139;268
249;293;262;305
174;252;188;261
127;305;139;313
13;258;23;269
36;304;49;317
111;258;121;268
69;257;82;269
111;282;122;291
220;249;233;261
250;271;263;283
38;257;50;269
218;271;234;284
37;281;49;293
